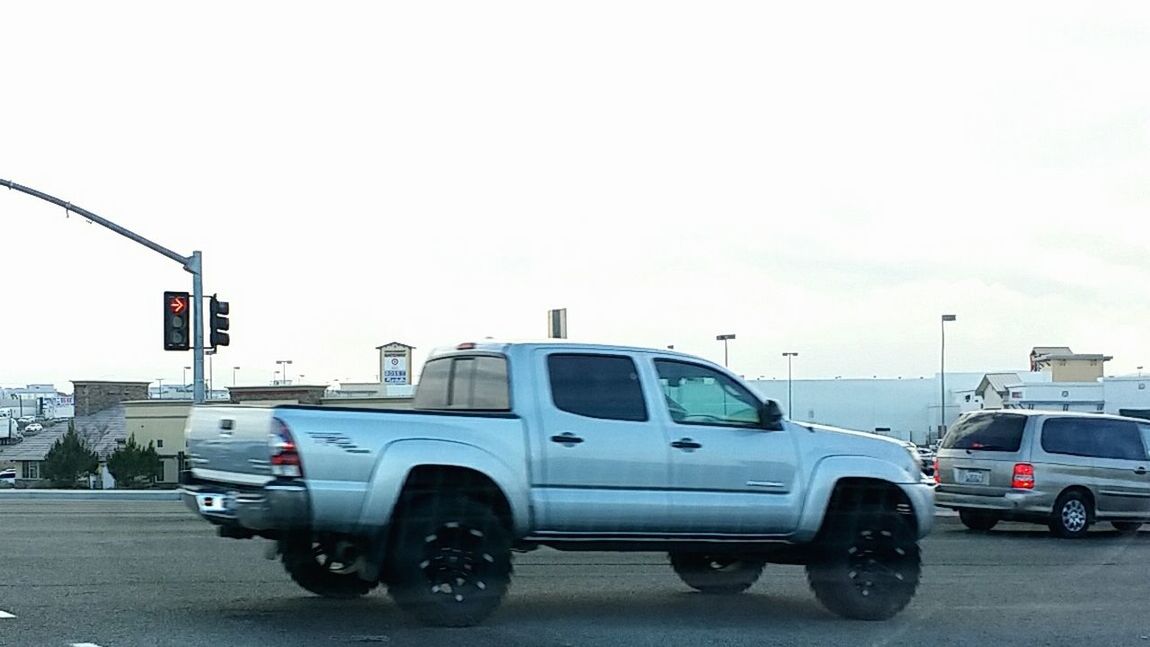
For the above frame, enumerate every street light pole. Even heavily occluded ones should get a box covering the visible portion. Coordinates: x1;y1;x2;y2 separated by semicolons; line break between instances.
156;378;164;400
715;334;736;367
276;360;293;385
940;314;957;442
233;366;240;386
782;352;799;418
183;366;191;388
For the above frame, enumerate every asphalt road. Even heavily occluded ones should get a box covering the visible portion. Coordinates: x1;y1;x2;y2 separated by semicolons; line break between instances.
2;501;1150;647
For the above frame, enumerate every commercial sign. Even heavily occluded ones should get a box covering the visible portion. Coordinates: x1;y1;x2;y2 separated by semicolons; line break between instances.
383;353;408;385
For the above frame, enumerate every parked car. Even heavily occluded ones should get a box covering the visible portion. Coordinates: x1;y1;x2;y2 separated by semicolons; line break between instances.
915;446;935;476
16;416;34;424
182;341;934;627
0;468;16;488
935;409;1150;537
22;423;43;435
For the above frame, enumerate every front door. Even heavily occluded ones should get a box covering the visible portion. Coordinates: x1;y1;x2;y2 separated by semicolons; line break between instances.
533;350;673;533
653;358;802;535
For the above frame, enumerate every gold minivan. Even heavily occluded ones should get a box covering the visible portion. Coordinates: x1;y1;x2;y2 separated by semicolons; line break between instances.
935;410;1150;538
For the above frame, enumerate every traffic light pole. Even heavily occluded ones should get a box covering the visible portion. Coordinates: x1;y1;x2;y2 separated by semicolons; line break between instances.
2;178;208;403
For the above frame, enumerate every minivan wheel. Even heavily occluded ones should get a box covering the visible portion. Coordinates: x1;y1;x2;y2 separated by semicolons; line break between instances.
958;510;999;532
1049;491;1092;539
1111;521;1142;535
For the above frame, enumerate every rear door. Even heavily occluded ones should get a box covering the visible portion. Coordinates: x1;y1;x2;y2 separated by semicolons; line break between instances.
937;412;1029;495
533;351;673;533
1084;418;1150;516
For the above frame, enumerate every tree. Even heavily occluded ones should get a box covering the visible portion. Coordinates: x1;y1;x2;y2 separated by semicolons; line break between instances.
41;421;99;487
106;434;161;488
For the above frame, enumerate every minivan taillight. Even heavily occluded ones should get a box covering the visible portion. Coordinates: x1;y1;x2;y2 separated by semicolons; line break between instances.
269;417;303;478
1012;463;1034;489
933;457;940;484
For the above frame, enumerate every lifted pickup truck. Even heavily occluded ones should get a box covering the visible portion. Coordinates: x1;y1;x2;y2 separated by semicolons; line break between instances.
182;342;934;626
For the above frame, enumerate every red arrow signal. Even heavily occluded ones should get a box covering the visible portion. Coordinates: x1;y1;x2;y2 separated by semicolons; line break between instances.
169;296;187;314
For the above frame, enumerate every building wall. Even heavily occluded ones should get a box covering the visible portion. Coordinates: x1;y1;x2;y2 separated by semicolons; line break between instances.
1103;378;1150;416
73;381;150;416
123;400;193;457
982;390;1005;410
1048;360;1104;382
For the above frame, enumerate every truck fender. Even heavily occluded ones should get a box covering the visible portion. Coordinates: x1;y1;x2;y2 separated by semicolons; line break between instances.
356;438;531;538
793;455;930;543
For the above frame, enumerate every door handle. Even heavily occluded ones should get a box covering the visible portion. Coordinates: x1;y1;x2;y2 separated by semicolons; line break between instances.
670;438;702;450
1135;467;1147;475
550;433;584;445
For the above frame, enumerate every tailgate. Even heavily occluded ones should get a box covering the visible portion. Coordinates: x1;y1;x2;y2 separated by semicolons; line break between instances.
186;406;276;485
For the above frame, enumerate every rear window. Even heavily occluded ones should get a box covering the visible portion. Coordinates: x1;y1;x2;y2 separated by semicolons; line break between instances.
413;355;510;411
941;413;1027;452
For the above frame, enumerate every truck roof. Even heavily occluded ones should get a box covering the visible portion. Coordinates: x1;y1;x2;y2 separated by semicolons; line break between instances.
428;340;714;363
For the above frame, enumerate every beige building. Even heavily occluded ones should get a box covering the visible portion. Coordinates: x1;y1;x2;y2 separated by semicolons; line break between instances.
1029;347;1112;382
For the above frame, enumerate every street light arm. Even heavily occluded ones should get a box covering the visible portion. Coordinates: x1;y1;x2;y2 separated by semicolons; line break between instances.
2;178;192;268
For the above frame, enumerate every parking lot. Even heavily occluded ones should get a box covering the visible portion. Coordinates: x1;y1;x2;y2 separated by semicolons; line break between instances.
1;500;1149;646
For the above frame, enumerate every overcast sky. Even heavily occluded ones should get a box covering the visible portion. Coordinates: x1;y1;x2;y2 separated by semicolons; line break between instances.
2;2;1149;392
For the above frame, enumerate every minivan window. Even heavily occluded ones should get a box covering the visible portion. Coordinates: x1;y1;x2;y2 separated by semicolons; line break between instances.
1042;418;1147;461
548;354;648;422
941;413;1027;452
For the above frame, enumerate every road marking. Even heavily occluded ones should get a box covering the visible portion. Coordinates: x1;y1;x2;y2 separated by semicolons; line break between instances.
0;610;15;618
71;643;104;647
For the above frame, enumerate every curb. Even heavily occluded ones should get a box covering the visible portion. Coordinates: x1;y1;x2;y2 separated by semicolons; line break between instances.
0;489;181;501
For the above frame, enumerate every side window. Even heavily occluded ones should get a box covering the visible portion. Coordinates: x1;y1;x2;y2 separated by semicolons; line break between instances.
1093;419;1146;461
654;359;761;427
413;356;510;411
1139;424;1150;460
1043;418;1147;461
547;354;648;422
1041;418;1095;457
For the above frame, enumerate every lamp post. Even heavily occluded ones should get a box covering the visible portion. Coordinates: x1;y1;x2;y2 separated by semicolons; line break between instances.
233;366;240;386
156;378;164;400
782;352;798;418
940;314;957;442
206;348;216;399
715;334;736;367
183;366;191;388
276;360;293;385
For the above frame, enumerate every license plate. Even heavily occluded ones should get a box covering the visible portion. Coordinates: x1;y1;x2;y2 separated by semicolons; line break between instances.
196;492;234;514
961;470;987;485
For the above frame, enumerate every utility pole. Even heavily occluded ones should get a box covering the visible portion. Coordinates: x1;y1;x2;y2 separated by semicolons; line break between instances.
716;334;736;367
782;352;798;418
3;179;210;402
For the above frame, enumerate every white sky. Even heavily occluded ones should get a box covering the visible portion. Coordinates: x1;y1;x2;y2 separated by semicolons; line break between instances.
3;2;1150;392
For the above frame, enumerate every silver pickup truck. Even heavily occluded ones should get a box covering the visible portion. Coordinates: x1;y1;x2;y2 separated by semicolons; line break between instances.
181;341;934;626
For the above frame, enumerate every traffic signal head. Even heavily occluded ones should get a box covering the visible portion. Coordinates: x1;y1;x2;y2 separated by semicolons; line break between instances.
164;291;191;351
210;295;230;348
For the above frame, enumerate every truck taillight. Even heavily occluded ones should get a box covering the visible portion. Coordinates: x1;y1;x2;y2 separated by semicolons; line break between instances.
269;417;303;478
933;457;940;484
1012;463;1034;489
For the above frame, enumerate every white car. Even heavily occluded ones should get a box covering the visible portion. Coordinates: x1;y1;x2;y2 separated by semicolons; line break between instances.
0;468;16;488
17;416;34;424
23;423;43;435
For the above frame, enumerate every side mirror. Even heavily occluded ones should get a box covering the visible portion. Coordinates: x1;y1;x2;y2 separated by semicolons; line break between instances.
760;400;784;431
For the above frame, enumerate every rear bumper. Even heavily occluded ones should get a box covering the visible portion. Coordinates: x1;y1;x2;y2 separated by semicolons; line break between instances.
935;488;1053;516
180;478;311;532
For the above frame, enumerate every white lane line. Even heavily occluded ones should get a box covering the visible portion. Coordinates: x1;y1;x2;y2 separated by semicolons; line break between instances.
71;643;104;647
0;610;15;618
